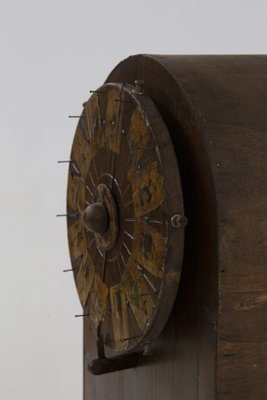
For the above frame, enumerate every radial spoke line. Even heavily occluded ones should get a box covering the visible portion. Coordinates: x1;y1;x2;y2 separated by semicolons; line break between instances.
134;260;157;293
123;241;132;256
124;231;134;240
125;217;136;222
142;274;157;294
75;171;93;197
92;158;99;181
88;237;95;250
87;171;95;188
144;219;165;224
120;251;127;267
72;162;81;176
122;182;131;198
124;199;133;209
85;184;93;196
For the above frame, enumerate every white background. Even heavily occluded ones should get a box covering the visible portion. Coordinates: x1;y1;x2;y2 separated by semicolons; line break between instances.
0;1;266;399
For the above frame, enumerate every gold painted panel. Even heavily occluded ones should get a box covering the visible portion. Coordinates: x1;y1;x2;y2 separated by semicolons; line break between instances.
71;125;91;179
110;284;129;350
76;252;95;307
122;257;154;331
88;275;109;331
68;220;87;262
129;106;150;168
67;174;85;213
128;161;164;218
104;87;121;154
84;94;105;158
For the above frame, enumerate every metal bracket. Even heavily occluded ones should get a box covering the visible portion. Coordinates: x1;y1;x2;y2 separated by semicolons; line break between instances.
88;335;150;375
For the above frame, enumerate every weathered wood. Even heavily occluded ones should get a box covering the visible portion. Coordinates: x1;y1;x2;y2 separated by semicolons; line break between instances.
68;82;185;356
82;55;267;400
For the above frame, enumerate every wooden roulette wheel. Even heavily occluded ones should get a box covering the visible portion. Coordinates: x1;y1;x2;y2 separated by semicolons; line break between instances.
67;82;186;369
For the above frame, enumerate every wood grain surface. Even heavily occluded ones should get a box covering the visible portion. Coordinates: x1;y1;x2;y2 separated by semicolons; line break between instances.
83;55;267;400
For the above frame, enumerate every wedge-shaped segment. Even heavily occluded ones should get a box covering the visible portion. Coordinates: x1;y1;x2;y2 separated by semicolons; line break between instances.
67;174;85;213
88;275;108;331
122;257;154;331
76;253;95;307
128;161;164;218
68;219;87;262
71;125;91;178
128;106;150;167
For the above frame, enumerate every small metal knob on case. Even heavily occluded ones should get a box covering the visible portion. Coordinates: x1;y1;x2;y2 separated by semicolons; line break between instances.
171;214;188;229
132;79;144;95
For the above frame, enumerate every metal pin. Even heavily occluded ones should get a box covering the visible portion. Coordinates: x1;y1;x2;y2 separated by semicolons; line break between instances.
90;90;105;94
68;115;84;118
170;214;188;229
63;268;74;272
56;213;78;218
124;231;134;240
125;217;136;222
75;313;89;318
57;160;72;164
132;80;144;95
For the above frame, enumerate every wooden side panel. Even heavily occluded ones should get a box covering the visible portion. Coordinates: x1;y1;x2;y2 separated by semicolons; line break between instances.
215;128;267;400
160;55;267;399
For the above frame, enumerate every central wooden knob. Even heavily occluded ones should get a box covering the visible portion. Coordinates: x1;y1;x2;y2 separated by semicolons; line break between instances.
83;203;108;234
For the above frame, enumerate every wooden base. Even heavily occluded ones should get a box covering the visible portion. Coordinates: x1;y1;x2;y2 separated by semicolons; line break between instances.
83;55;267;400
